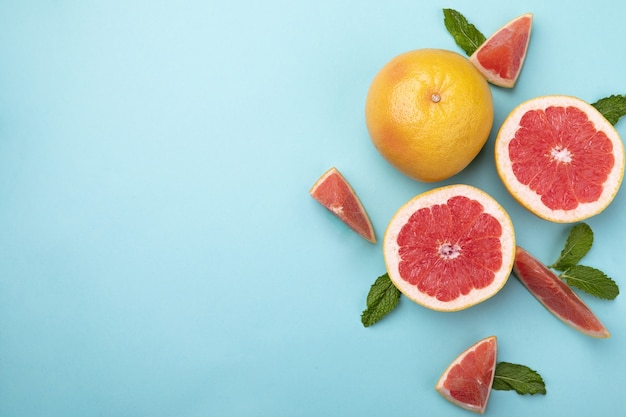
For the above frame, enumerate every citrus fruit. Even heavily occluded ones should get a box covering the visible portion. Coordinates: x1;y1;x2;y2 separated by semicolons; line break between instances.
513;246;610;338
436;336;497;414
495;95;625;223
469;13;533;88
310;167;376;243
383;184;515;311
365;48;494;182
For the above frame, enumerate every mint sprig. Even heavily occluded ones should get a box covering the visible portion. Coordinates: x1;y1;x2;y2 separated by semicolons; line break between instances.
592;94;626;125
493;362;546;395
560;265;619;300
443;9;486;56
550;223;593;271
361;273;401;327
550;223;619;300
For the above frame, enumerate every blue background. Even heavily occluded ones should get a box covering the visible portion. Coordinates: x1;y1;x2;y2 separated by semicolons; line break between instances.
1;1;625;416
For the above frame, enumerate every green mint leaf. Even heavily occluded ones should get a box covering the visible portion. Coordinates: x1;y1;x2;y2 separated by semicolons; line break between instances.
560;265;619;300
493;362;546;395
361;273;401;327
443;9;486;56
591;94;626;125
550;223;593;271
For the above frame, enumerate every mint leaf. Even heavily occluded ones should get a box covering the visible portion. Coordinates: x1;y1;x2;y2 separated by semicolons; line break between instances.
591;94;626;125
443;9;486;56
560;265;619;300
361;273;401;327
493;362;546;395
550;223;593;271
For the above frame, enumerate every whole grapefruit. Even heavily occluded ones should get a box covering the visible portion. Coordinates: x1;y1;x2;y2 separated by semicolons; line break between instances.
365;48;494;182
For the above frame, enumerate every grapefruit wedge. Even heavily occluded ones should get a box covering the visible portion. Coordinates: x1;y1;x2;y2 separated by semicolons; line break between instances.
436;336;497;414
495;95;625;223
383;184;515;311
469;13;533;88
310;167;376;243
513;246;610;338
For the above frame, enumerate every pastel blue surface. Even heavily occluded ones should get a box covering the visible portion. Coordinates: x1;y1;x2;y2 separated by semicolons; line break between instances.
1;1;625;416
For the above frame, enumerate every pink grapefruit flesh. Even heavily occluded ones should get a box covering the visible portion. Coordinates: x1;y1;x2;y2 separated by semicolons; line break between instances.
310;167;376;243
495;95;625;223
513;246;610;338
470;13;533;88
436;336;497;414
384;184;515;311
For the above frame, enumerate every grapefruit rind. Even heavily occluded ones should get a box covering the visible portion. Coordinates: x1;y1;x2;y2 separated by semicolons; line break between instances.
513;246;610;338
365;48;494;183
435;336;498;414
310;167;376;243
469;13;533;88
383;184;515;312
495;95;625;223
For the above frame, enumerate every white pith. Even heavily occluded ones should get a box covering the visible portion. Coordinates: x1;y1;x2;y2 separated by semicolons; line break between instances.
550;146;572;163
495;95;625;223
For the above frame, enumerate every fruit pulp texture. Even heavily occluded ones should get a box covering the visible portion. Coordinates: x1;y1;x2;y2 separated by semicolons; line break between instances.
513;247;609;337
396;196;503;302
443;338;496;409
311;170;373;241
509;105;614;210
475;15;531;79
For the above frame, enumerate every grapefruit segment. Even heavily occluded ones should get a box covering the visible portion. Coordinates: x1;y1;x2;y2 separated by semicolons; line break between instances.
383;184;515;311
469;13;532;88
436;336;497;414
310;167;376;243
495;95;625;223
513;246;610;338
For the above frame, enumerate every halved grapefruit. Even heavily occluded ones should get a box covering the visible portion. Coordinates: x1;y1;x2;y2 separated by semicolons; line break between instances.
436;336;498;414
310;167;376;243
495;95;625;223
513;246;610;338
469;13;533;88
383;184;515;311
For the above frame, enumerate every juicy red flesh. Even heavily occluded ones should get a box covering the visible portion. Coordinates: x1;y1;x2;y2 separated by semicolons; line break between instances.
311;170;374;242
513;246;609;337
396;196;503;302
509;106;614;211
476;15;531;79
443;338;496;410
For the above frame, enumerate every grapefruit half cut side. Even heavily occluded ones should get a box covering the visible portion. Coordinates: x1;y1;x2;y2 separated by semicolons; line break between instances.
495;95;625;223
310;167;376;243
436;336;497;414
513;246;610;338
469;13;533;88
383;184;515;311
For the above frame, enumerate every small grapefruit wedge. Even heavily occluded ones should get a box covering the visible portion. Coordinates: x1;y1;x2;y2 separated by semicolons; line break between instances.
436;336;498;414
513;246;610;338
310;167;376;243
469;13;533;88
383;184;515;311
495;95;625;223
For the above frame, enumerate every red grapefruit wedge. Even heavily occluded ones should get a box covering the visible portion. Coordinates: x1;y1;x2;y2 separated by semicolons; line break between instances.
495;95;625;223
436;336;497;414
383;184;515;311
469;13;533;88
513;246;610;338
310;167;376;243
